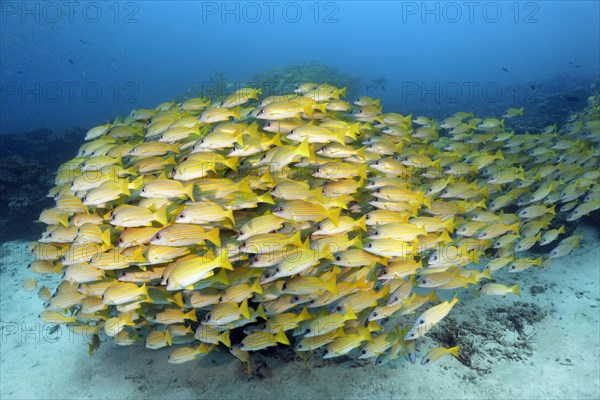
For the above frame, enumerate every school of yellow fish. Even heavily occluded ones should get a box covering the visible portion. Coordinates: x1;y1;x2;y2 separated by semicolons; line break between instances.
27;83;600;371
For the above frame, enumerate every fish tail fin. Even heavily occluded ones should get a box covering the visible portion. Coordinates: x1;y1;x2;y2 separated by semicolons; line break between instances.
219;250;234;271
123;312;136;327
326;208;341;227
251;278;263;295
351;235;363;249
240;299;250;320
289;231;303;248
173;292;184;308
140;282;149;299
170;143;180;154
224;157;239;172
225;207;235;224
184;182;195;201
511;284;521;296
275;329;290;345
355;146;366;160
344;306;357;321
482;268;492;280
378;284;390;299
449;345;460;358
153;205;169;226
444;216;455;233
297;138;310;158
221;330;231;347
518;107;524;116
59;213;70;227
356;215;367;232
535;257;543;267
311;187;324;203
231;106;241;120
357;164;367;180
422;195;432;210
373;99;381;107
334;129;346;145
54;262;63;274
270;132;282;147
338;87;347;98
298;306;312;321
558;225;565;234
255;303;267;320
428;291;440;303
323;273;338;294
206;227;221;247
213;268;229;285
317;102;328;114
165;329;172;346
548;205;556;215
186;309;198;322
101;228;112;247
509;222;520;234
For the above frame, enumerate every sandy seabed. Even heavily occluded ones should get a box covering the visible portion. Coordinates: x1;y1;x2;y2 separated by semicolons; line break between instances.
1;225;599;400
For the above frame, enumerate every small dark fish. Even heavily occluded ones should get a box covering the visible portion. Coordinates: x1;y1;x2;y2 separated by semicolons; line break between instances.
79;39;89;45
501;67;510;73
68;59;74;65
529;84;536;90
574;65;580;68
366;78;387;92
565;96;579;102
17;70;23;75
49;324;60;334
569;61;573;64
89;334;100;357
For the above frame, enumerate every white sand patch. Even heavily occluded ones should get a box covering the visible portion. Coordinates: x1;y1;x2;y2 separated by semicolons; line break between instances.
1;224;598;399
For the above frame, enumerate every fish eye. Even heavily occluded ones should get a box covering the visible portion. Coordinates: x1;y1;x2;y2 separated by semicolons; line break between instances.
323;349;329;354
373;230;379;236
366;243;372;248
258;109;264;115
275;267;280;273
282;283;287;290
305;328;311;333
365;214;370;220
155;234;161;240
290;129;295;134
292;296;299;302
82;197;87;202
141;188;146;193
335;256;341;261
361;350;366;354
372;312;378;317
178;214;185;219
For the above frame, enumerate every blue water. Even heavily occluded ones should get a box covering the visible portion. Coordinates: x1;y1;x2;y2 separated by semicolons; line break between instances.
1;1;599;134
